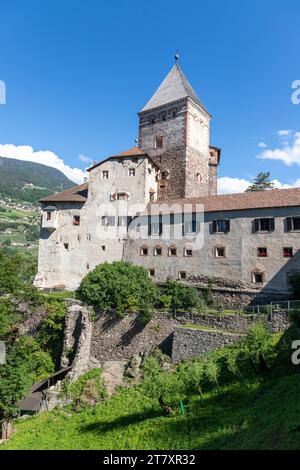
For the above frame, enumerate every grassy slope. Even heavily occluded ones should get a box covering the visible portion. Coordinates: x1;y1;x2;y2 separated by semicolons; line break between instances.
2;372;300;450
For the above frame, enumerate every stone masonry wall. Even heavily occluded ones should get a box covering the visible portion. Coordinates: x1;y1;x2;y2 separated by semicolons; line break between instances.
89;310;290;363
171;327;243;362
61;299;93;379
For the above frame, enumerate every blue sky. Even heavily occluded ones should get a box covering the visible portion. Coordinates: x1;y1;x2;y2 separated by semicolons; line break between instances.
0;0;300;192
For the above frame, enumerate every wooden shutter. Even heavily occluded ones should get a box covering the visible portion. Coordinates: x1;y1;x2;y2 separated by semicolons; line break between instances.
212;220;217;233
254;219;259;232
270;218;275;231
225;220;230;232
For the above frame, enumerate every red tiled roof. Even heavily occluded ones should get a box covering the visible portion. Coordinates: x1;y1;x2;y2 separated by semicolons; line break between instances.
87;146;160;172
115;146;146;157
145;188;300;215
40;184;300;211
39;182;88;203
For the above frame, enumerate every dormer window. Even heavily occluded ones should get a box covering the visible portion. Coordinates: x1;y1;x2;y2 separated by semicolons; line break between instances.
155;136;163;149
102;170;109;179
46;212;51;221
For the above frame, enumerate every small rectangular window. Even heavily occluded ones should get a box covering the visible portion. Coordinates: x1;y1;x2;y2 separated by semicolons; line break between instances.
140;247;148;256
101;245;106;251
155;136;163;148
215;246;226;258
101;216;115;226
117;193;128;201
286;217;300;231
63;243;69;251
73;215;80;226
179;271;187;280
128;168;135;177
257;247;267;257
212;220;230;233
184;248;193;257
254;218;275;232
46;212;51;221
253;272;264;284
168;247;177;256
283;247;293;258
154;247;162;256
149;269;155;277
102;170;109;179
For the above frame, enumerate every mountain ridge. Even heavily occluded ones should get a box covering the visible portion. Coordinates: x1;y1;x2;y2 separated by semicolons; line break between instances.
0;156;76;204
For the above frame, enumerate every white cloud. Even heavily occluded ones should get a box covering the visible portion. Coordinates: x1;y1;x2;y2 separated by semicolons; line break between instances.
278;129;292;137
217;176;300;195
258;142;267;148
78;154;93;164
258;131;300;166
217;176;251;194
0;144;86;183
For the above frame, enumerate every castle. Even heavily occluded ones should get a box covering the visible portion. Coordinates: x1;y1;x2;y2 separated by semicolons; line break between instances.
35;62;300;303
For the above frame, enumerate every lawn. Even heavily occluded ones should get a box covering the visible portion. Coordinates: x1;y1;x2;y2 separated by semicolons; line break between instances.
2;373;300;450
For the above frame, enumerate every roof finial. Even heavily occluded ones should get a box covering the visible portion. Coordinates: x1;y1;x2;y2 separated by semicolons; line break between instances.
174;50;179;64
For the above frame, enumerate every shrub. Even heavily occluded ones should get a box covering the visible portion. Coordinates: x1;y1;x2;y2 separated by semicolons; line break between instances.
77;261;158;317
64;368;107;410
9;335;55;382
0;298;20;338
239;322;273;374
163;280;200;312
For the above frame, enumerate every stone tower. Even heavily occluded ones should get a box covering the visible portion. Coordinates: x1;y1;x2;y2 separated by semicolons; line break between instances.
138;63;220;200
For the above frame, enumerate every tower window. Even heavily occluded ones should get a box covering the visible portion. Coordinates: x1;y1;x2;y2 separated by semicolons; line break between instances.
101;245;106;251
283;247;293;258
63;243;69;251
215;246;226;258
46;212;51;221
102;170;109;179
257;247;267;257
155;136;163;149
128;168;135;177
252;272;264;284
117;192;129;201
168;247;177;256
140;246;148;256
73;215;80;226
184;248;193;257
154;247;162;256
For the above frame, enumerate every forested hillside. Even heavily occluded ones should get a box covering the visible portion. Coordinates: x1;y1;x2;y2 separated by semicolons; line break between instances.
0;157;75;203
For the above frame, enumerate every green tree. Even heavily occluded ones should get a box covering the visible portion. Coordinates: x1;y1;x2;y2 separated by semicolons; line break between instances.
240;322;273;374
0;362;31;439
77;261;158;318
0;299;20;338
141;356;184;414
245;172;275;192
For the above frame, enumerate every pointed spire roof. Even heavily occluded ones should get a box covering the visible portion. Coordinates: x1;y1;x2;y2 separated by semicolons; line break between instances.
141;64;208;113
